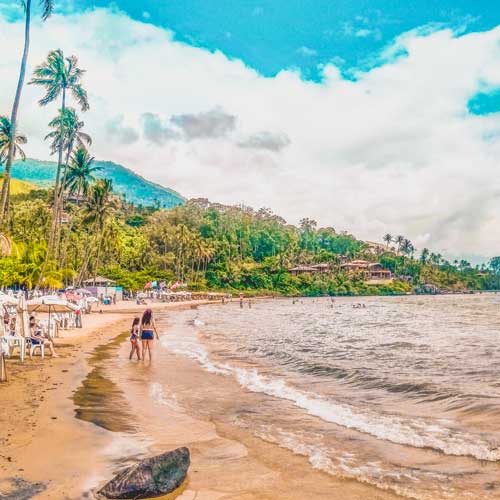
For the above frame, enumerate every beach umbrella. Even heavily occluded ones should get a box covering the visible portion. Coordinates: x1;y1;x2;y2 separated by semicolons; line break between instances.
0;293;19;306
27;298;78;337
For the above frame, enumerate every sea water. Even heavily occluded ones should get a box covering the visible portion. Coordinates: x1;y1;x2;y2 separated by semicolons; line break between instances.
158;295;500;499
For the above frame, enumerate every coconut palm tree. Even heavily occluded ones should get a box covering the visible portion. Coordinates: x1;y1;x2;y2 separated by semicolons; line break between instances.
0;116;27;163
57;147;100;267
65;148;100;198
29;50;89;253
383;233;392;249
0;0;54;222
173;224;194;281
395;235;404;254
45;108;91;159
420;247;429;264
46;108;92;211
400;239;412;257
76;178;116;284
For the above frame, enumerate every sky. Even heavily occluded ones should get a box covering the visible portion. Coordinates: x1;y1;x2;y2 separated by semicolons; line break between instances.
1;1;500;263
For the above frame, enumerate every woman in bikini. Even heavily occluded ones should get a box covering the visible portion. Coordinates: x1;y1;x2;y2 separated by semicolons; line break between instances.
129;317;141;360
140;309;159;361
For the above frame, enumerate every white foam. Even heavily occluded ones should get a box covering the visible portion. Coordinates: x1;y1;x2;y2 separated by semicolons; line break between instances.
233;368;500;461
162;328;500;462
257;425;456;500
149;382;180;410
161;333;230;376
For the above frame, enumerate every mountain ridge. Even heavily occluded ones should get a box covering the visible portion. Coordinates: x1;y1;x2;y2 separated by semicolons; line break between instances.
8;158;185;208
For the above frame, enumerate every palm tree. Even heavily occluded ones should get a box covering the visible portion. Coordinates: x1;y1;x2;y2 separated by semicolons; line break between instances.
420;247;429;264
76;179;115;284
46;108;92;211
65;148;99;198
0;117;27;252
383;233;392;249
395;235;404;254
0;116;27;163
0;0;54;222
57;147;99;267
173;224;194;281
29;50;89;253
400;238;412;257
46;108;91;159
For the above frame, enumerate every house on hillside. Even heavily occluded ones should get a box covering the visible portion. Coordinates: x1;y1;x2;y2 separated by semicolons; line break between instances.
65;194;86;205
365;241;392;256
340;260;392;281
289;263;332;276
57;211;70;224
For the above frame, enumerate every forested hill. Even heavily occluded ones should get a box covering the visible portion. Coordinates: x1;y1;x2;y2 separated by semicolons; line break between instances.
10;158;185;208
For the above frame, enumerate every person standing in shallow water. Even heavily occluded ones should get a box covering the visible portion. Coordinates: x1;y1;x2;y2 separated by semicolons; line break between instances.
140;309;159;361
129;317;141;360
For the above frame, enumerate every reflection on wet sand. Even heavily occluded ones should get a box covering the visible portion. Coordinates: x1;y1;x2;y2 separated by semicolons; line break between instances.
73;332;135;433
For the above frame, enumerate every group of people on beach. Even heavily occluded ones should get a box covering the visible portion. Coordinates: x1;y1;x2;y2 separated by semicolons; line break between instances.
3;309;58;357
128;308;160;361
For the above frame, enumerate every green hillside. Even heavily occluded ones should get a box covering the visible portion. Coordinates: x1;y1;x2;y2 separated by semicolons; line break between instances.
0;175;37;195
8;158;185;208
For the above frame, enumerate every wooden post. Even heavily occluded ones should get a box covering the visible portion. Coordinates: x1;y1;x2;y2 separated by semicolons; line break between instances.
0;352;7;382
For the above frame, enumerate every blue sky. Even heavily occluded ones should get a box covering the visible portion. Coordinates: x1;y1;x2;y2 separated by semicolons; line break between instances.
71;0;496;81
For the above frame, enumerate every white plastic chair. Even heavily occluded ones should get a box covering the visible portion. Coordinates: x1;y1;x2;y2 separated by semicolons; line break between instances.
27;338;45;359
7;335;25;362
0;336;8;356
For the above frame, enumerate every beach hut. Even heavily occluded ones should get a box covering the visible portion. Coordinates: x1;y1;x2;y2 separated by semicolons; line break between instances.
82;276;123;302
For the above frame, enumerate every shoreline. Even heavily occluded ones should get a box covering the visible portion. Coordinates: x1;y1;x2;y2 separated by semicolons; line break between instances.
0;300;213;499
0;299;403;500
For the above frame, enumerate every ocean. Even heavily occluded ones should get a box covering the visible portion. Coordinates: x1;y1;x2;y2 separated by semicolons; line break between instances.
158;295;500;499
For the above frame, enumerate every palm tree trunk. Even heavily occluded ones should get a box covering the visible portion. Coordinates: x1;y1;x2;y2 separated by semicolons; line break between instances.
76;226;98;285
54;141;73;263
58;185;81;269
0;0;32;223
47;88;66;253
40;89;67;285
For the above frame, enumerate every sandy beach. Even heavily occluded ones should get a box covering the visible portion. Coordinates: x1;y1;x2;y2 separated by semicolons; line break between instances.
0;299;402;500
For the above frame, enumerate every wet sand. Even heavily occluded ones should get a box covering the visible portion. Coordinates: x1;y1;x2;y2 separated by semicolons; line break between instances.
0;300;402;500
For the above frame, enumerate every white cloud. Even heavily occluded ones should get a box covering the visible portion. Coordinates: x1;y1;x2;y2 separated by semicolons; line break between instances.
297;46;317;57
1;10;500;260
238;131;291;151
343;22;383;40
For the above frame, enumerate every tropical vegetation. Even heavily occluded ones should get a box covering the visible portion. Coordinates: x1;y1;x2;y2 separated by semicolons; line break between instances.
0;9;498;295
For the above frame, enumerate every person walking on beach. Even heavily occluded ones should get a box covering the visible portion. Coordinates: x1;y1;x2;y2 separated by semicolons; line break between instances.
129;317;141;360
140;309;159;361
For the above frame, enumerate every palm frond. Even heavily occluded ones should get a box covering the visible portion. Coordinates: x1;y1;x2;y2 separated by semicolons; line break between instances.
41;0;54;21
71;84;89;112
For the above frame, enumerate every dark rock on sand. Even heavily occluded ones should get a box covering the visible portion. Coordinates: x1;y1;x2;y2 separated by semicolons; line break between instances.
98;447;190;499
